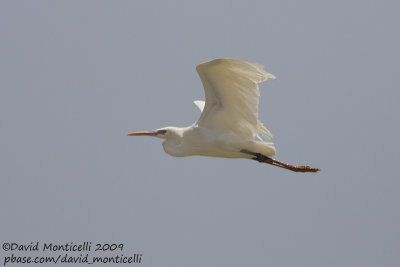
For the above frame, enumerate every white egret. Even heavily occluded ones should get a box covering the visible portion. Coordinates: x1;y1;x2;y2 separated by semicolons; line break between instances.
127;58;319;172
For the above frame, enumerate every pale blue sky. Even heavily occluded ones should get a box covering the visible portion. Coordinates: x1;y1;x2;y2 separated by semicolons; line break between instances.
1;1;399;266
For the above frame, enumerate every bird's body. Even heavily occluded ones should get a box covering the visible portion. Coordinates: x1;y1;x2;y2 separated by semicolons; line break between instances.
160;125;274;159
128;58;319;173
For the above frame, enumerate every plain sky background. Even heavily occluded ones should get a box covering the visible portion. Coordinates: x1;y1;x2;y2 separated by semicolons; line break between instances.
1;1;399;266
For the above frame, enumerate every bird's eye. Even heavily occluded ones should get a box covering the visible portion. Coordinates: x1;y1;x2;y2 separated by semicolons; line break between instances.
157;130;167;134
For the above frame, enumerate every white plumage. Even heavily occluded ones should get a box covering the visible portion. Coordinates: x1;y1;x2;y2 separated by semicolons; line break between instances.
127;58;320;173
196;58;275;141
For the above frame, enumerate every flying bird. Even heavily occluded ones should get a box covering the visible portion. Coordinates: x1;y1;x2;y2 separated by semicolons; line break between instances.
127;58;319;172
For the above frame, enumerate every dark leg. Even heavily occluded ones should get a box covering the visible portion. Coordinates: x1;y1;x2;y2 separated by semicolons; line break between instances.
240;149;320;173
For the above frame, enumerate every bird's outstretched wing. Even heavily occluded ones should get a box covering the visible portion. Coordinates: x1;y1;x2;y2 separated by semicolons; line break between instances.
196;58;275;141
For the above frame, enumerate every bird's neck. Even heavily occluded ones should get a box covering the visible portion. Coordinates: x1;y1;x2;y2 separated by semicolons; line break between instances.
161;126;193;157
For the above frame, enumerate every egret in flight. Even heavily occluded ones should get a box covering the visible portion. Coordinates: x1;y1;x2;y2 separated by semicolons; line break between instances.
127;58;319;172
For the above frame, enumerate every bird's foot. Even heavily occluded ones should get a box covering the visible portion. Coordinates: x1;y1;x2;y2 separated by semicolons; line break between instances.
240;149;320;173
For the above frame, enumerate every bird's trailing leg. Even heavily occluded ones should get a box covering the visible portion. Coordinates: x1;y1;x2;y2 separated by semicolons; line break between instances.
240;149;320;173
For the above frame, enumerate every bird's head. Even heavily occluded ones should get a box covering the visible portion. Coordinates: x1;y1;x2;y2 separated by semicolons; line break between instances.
126;127;182;140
